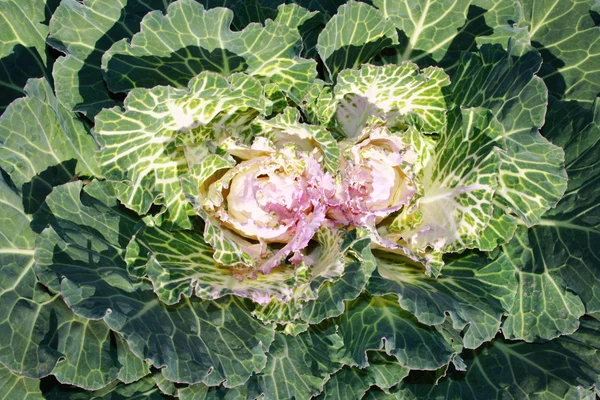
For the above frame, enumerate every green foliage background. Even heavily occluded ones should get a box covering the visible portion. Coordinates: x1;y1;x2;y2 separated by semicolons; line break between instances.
0;0;598;398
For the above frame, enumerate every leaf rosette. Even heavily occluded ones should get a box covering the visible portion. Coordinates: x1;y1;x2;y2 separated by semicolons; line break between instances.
1;0;598;397
186;138;337;275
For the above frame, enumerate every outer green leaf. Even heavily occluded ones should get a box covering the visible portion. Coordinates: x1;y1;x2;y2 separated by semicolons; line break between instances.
95;71;268;229
520;0;600;105
192;0;277;31
501;228;585;342
501;97;600;341
396;319;600;399
50;319;120;390
0;171;63;378
129;222;304;305
33;181;275;386
0;364;42;400
368;250;517;349
333;63;450;137
363;388;397;400
316;1;398;79
236;327;343;400
177;383;214;400
49;0;169;116
0;0;51;114
0;78;101;192
103;0;316;103
538;98;600;313
374;0;527;69
450;41;567;235
318;352;409;399
0;175;121;390
45;375;167;400
274;3;324;59
389;107;501;253
335;294;455;370
114;334;150;384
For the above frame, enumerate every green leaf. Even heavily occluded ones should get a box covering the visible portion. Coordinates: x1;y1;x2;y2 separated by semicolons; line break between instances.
450;41;567;235
396;318;600;399
114;334;150;384
501;228;586;342
317;351;409;399
198;0;277;31
45;374;168;399
316;1;398;80
389;107;501;253
103;0;316;103
50;319;120;390
33;181;275;386
177;382;215;400
0;78;102;191
520;0;600;105
373;0;527;69
500;97;600;341
333;63;450;137
368;250;517;349
0;364;42;400
274;3;324;59
49;0;169;116
0;175;121;390
0;0;51;114
237;327;343;399
335;294;455;370
251;230;373;327
537;98;600;313
95;71;268;229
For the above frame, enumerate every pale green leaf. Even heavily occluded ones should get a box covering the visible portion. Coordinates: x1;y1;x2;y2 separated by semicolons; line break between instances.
316;1;398;79
333;63;450;137
49;0;169;116
368;250;517;349
397;319;600;399
317;351;409;400
0;0;51;114
335;294;455;370
374;0;528;70
129;222;307;306
451;41;568;236
102;0;316;103
389;107;501;253
252;107;340;173
0;78;102;192
95;71;268;229
520;0;600;105
0;364;43;400
251;230;372;327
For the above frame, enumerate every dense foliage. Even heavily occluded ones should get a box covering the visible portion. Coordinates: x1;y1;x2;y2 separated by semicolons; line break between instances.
0;0;599;398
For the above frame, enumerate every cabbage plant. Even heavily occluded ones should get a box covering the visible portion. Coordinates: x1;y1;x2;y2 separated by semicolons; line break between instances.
0;0;599;398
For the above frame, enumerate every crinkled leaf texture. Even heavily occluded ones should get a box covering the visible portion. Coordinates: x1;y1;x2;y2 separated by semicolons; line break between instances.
0;0;598;398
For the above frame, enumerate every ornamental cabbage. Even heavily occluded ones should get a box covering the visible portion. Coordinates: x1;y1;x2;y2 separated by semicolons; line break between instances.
0;0;599;399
